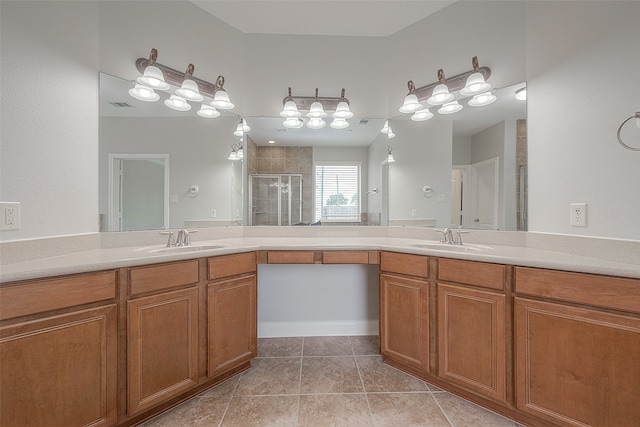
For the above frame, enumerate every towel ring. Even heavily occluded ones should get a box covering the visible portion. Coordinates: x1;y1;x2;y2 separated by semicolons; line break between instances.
617;111;640;151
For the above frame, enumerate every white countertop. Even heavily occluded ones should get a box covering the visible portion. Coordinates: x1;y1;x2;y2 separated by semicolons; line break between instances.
2;235;639;283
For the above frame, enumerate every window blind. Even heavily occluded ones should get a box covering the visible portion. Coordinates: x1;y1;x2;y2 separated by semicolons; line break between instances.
314;163;361;222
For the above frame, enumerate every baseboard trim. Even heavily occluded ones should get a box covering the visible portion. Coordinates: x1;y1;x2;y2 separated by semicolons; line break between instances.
258;320;379;338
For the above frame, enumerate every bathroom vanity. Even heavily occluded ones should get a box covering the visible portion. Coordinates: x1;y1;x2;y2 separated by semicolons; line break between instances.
1;233;639;427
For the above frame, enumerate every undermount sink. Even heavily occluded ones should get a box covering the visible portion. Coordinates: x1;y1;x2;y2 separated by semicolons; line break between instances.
411;242;492;252
145;244;226;254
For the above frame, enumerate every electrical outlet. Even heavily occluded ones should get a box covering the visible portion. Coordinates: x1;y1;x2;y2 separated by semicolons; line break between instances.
570;203;587;227
210;209;217;218
0;202;21;230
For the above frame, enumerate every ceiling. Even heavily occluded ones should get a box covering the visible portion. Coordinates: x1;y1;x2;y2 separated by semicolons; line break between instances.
189;0;456;37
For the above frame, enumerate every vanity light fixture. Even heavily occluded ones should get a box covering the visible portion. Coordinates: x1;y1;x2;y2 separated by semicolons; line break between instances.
280;87;353;130
133;48;235;116
175;64;204;102
400;56;493;118
227;144;243;161
381;120;395;138
382;146;395;164
399;81;424;114
515;87;527;101
233;118;251;136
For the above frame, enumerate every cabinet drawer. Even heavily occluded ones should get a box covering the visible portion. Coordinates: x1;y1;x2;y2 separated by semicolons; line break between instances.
380;252;429;278
208;252;256;280
438;258;505;291
322;251;373;264
515;267;640;313
267;251;317;264
0;271;117;320
129;260;199;296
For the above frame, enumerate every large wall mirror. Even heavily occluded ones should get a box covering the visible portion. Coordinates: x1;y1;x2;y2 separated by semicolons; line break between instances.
99;72;526;231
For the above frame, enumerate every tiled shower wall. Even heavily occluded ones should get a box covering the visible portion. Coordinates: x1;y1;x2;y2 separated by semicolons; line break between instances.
248;141;315;224
516;119;528;231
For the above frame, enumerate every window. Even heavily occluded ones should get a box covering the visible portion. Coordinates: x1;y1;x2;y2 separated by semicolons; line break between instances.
314;162;361;222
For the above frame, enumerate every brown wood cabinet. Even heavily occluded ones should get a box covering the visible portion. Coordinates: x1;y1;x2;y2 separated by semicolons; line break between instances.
437;283;506;402
1;304;118;427
207;252;257;378
127;286;199;415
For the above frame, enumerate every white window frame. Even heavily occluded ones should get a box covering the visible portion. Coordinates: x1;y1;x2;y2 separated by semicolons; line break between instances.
314;161;362;223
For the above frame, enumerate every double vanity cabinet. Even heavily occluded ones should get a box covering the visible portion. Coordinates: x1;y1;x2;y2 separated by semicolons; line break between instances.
1;247;639;426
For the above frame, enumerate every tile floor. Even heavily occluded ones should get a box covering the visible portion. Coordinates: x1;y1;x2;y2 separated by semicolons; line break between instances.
142;336;521;427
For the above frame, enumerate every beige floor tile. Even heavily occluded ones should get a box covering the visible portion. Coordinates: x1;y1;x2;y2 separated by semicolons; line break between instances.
367;393;451;427
433;393;519;427
258;337;304;357
141;395;230;427
303;336;353;356
350;335;380;355
356;356;428;393
301;356;364;394
235;357;302;396
425;381;444;393
221;395;299;427
298;394;373;427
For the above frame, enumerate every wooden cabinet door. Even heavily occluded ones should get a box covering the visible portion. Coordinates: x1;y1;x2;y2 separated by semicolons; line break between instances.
208;275;257;377
379;273;429;372
1;305;117;427
437;284;506;402
515;297;640;427
127;287;199;415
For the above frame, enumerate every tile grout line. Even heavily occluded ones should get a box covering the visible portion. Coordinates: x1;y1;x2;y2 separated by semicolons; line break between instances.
216;374;241;427
351;337;376;427
429;391;455;427
296;336;304;426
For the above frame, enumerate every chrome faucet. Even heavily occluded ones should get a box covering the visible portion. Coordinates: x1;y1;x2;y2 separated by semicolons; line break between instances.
159;228;196;247
440;227;464;245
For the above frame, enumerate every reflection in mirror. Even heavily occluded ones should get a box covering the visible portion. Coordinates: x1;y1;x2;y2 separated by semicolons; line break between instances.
99;73;242;231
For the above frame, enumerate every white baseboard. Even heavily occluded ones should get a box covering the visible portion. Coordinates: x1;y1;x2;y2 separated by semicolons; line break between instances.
258;320;379;338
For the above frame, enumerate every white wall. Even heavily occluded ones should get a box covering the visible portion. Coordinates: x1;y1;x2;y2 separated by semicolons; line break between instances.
100;116;239;227
525;1;640;240
389;120;453;226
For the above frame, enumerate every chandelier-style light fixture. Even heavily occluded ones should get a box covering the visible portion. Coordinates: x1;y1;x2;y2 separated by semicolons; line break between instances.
280;87;354;130
398;56;495;121
130;48;234;118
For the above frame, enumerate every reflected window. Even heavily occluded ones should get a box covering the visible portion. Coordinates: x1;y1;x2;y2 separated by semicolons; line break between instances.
314;162;361;222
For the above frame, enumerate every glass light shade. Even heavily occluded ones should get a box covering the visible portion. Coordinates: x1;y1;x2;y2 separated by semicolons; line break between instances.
233;122;244;137
283;117;303;129
460;72;491;96
381;120;390;134
399;94;423;114
438;101;463;115
241;118;251;132
280;100;301;118
468;92;497;107
164;94;191;111
175;79;204;102
427;84;454;106
237;147;244;159
129;84;160;102
307;101;327;118
515;87;527;101
411;108;434;122
330;118;349;129
211;90;235;109
196;104;220;118
227;150;239;161
387;130;395;139
306;117;326;129
332;101;353;119
136;65;170;90
387;153;395;163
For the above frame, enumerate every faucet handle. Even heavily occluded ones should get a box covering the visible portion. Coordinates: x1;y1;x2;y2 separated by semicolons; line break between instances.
159;230;174;247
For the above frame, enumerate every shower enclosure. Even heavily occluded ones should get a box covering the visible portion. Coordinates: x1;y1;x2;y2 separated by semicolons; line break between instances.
249;174;303;226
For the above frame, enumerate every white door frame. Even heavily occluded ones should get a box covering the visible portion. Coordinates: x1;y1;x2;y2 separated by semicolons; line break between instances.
108;154;170;231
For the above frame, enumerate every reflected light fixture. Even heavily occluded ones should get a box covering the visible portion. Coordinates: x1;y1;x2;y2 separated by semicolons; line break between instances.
280;87;354;130
399;81;424;113
438;100;463;115
307;117;326;129
515;87;527;101
129;83;160;102
330;118;349;129
411;108;433;122
197;104;220;118
468;91;496;107
283;117;304;129
233;118;251;136
164;94;191;111
136;48;170;90
227;144;243;161
381;120;390;134
460;56;491;96
382;146;395;164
